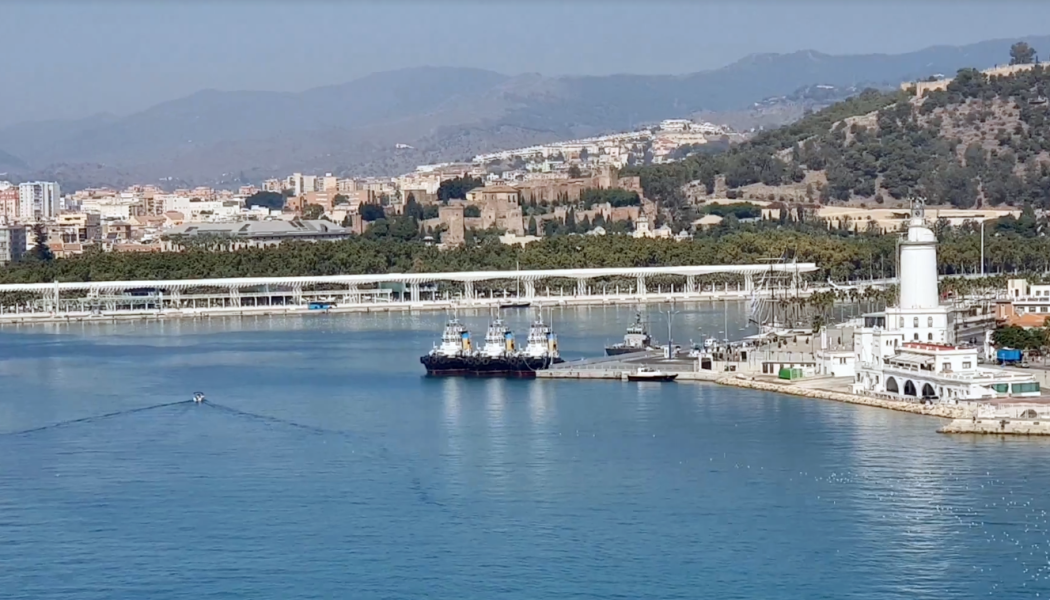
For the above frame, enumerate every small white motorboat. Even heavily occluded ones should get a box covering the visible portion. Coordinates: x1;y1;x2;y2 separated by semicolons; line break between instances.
193;392;206;403
625;366;678;382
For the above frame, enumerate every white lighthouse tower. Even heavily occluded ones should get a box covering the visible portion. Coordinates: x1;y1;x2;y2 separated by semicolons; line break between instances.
898;198;940;311
884;197;951;344
851;197;1041;401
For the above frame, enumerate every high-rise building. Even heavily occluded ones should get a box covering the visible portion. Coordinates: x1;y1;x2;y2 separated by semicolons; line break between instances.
0;225;26;264
322;174;338;192
18;182;61;221
0;187;18;223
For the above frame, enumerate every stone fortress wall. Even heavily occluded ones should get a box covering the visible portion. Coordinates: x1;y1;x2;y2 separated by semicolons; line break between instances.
902;63;1038;96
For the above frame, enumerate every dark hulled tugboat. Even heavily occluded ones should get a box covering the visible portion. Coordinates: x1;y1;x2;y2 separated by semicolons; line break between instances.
515;316;564;373
467;316;518;375
420;317;473;375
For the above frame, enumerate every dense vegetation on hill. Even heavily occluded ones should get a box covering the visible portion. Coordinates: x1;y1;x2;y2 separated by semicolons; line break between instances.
436;176;484;202
625;55;1050;215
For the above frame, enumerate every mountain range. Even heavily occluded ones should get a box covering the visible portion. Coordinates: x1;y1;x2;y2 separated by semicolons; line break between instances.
1;34;1047;188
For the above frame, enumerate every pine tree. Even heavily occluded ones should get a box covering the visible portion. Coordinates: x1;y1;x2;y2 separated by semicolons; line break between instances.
26;224;54;262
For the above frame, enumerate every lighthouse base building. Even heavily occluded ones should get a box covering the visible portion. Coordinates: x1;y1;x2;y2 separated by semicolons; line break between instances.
852;200;1040;402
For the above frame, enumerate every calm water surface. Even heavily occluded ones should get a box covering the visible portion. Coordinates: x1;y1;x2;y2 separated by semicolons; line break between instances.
1;306;1049;599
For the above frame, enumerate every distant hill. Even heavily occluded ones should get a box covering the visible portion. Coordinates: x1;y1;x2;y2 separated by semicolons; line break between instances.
693;83;879;133
1;34;1048;187
0;148;27;173
623;63;1050;220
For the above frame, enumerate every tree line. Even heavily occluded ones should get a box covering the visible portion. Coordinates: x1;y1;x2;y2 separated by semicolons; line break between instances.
7;214;1050;286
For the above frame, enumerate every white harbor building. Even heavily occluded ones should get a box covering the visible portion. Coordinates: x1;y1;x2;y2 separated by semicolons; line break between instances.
851;200;1040;402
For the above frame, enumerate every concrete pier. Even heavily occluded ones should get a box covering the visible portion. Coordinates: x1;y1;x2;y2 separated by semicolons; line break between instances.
537;351;728;382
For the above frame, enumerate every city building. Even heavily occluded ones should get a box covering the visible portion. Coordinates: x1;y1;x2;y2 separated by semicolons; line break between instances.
996;279;1050;328
0;225;26;264
321;174;338;192
161;195;241;222
161;219;350;250
0;186;18;223
851;200;1039;402
51;212;102;244
81;193;145;221
18;182;61;221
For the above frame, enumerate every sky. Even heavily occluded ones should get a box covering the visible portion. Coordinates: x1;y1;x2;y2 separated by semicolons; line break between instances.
1;0;1049;127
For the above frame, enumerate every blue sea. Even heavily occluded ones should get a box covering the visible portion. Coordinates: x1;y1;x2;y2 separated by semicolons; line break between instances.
2;306;1049;599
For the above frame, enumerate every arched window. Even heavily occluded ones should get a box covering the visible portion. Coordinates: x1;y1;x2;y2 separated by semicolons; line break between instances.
886;377;899;393
904;380;917;397
928;333;934;341
922;383;936;398
927;316;934;327
914;333;919;340
913;317;919;328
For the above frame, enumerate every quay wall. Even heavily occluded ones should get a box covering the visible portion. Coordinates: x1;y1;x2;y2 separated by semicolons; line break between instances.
715;375;970;419
0;292;759;326
536;368;724;382
939;418;1050;436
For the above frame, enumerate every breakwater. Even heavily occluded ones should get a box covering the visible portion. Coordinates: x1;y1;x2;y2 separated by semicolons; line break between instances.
715;375;970;420
939;418;1050;436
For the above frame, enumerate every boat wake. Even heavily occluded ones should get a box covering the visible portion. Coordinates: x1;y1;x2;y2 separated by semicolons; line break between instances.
0;399;194;436
201;401;447;508
2;395;447;512
201;400;355;439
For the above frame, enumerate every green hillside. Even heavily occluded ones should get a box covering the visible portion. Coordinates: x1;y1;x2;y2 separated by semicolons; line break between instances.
626;56;1050;215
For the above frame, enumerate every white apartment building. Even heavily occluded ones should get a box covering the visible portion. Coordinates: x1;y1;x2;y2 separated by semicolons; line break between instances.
162;195;242;222
286;173;320;197
18;182;61;221
660;119;693;132
0;225;26;264
81;192;144;221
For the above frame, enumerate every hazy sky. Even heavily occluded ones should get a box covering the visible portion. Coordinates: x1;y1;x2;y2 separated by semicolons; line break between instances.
2;0;1048;126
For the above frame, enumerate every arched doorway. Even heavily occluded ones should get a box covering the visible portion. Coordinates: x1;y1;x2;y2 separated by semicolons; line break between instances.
886;377;899;394
922;383;936;399
904;380;917;397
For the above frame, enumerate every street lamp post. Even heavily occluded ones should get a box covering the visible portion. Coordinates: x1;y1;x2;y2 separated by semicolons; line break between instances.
664;301;679;359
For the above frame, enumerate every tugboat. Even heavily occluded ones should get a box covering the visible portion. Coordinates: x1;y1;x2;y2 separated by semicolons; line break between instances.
517;316;564;373
469;316;518;375
420;317;473;375
420;314;563;377
605;313;654;356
